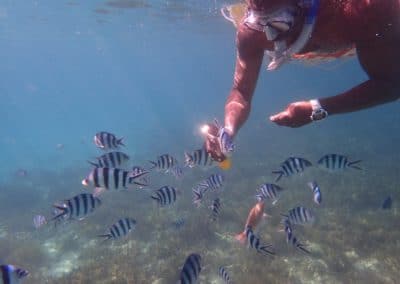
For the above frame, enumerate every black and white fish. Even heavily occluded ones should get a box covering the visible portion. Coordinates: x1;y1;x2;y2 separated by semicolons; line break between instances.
33;215;47;229
256;183;284;204
98;218;136;242
286;232;310;254
317;154;362;171
149;154;178;172
195;173;225;192
131;166;149;187
245;226;275;256
307;181;322;205
151;186;179;206
171;218;185;230
193;188;204;207
0;264;29;284
214;119;235;156
210;198;221;221
88;151;130;168
218;266;232;284
94;131;124;150
170;165;185;180
281;218;293;242
184;148;215;168
282;206;315;226
179;253;202;284
82;167;148;191
382;196;393;210
272;157;312;182
52;193;101;221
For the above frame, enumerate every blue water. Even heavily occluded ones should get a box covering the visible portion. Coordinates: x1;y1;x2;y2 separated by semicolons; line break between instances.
1;1;399;283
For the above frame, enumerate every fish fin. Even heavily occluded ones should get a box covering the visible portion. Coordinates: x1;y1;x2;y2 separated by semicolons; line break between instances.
147;161;157;170
117;137;125;146
51;205;67;221
97;234;112;243
87;160;99;167
272;171;283;182
234;231;247;245
348;160;362;170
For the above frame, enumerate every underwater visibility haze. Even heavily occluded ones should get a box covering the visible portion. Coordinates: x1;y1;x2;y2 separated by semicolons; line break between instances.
0;0;399;283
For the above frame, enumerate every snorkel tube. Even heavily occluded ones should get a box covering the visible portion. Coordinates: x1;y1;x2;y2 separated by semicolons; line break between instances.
265;0;320;70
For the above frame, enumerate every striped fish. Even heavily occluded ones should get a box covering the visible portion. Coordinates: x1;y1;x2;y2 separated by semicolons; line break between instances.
308;181;322;205
179;253;202;284
272;157;312;182
184;148;215;168
192;188;204;207
218;266;232;284
245;227;275;256
0;265;29;284
256;183;284;204
210;198;221;221
52;193;101;221
149;154;178;172
151;186;179;206
88;151;130;168
170;165;185;180
94;131;124;150
282;206;315;226
214;119;235;156
82;168;148;191
195;173;225;193
98;218;136;241
317;154;362;171
286;232;310;254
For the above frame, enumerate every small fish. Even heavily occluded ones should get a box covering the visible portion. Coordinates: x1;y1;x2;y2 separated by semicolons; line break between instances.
195;173;225;193
283;206;315;226
0;264;29;284
94;131;124;150
88;151;130;168
184;148;215;168
52;193;101;221
148;154;178;172
33;215;47;229
218;266;232;284
308;181;322;205
272;157;312;182
82;167;148;191
192;188;204;207
382;196;393;210
235;201;266;244
98;218;136;241
256;183;284;204
286;232;310;254
317;154;362;171
210;198;221;221
151;186;179;206
171;218;185;230
214;119;235;156
245;227;275;256
281;218;293;242
170;165;185;180
179;253;202;284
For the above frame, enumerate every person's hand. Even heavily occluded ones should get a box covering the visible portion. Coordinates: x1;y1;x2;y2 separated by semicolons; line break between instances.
269;101;313;128
202;122;226;162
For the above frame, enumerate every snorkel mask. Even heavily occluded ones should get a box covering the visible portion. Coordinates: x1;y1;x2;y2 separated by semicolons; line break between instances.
244;0;320;70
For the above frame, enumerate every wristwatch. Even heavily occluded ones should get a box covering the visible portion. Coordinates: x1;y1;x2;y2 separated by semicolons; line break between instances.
309;99;328;121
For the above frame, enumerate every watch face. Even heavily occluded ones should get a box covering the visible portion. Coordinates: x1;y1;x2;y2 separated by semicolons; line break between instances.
312;109;327;121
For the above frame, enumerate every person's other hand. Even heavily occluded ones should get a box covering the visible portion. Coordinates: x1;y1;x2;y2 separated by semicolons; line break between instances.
269;101;313;127
202;122;226;162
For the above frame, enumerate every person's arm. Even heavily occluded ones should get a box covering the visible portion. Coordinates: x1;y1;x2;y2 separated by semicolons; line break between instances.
270;38;400;127
224;24;266;136
320;39;400;114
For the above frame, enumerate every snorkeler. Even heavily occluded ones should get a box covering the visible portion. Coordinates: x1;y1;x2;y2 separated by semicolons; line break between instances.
204;0;400;162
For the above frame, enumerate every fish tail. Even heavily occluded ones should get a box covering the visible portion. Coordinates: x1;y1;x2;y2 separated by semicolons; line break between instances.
272;171;283;182
348;160;362;170
148;161;157;170
98;233;112;243
117;137;125;146
51;205;67;221
259;245;275;256
234;231;247;244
